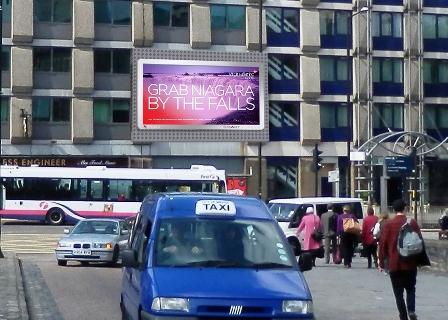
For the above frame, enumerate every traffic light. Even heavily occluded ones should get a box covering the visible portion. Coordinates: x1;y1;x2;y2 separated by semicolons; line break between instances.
311;144;323;172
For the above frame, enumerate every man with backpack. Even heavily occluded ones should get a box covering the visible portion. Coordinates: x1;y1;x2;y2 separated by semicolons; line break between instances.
378;199;430;320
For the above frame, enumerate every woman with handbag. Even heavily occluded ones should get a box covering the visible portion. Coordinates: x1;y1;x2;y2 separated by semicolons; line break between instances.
336;205;359;268
296;207;322;266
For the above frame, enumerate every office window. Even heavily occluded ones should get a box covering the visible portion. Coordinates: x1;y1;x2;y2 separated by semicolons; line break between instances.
423;14;448;39
95;0;131;25
320;103;348;129
372;12;402;37
34;0;72;23
1;97;9;122
372;58;403;83
154;2;189;27
94;99;130;124
211;5;245;30
270;102;299;128
1;47;9;71
423;60;448;84
266;7;299;36
94;49;130;74
268;55;299;81
320;56;350;81
1;0;11;23
32;97;70;122
34;47;71;72
373;103;403;130
320;10;350;36
425;105;448;130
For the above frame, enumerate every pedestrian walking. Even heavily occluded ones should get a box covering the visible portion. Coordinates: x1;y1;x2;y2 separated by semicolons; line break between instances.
336;205;359;268
373;211;390;273
378;199;430;320
296;207;322;266
361;206;378;268
320;204;337;264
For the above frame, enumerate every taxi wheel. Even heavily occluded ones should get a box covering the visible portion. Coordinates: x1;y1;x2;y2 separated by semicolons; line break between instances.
57;260;67;266
46;208;65;225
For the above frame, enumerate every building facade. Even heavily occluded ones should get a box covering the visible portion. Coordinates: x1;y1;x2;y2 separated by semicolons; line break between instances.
1;0;447;207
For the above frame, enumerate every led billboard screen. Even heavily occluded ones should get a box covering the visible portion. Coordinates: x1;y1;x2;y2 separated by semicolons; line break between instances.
137;60;264;130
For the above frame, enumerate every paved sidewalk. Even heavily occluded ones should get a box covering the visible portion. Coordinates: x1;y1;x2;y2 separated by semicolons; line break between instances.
0;253;29;320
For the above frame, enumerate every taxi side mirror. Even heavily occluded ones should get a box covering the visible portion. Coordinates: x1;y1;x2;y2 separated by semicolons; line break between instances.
298;252;313;272
121;249;139;268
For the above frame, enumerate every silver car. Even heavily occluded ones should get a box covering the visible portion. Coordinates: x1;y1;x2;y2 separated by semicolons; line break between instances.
55;219;130;266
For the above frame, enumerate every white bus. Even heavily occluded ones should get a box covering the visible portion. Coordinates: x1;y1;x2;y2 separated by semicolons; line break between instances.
0;165;226;225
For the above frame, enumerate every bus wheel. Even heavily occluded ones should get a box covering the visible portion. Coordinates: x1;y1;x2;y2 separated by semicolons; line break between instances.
46;208;65;225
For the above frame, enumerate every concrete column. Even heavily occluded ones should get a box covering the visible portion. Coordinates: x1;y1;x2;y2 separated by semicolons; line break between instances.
300;56;320;100
11;0;33;43
300;10;320;53
354;102;369;147
143;1;154;47
353;11;368;56
73;0;94;45
190;3;211;49
11;47;33;94
245;157;267;200
301;0;320;6
72;98;93;144
300;102;321;146
246;4;266;51
298;157;315;197
354;57;369;102
132;1;144;46
404;58;420;103
10;97;32;144
406;102;420;132
72;48;94;95
404;13;420;57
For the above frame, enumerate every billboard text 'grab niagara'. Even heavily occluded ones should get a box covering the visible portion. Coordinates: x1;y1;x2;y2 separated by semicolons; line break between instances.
137;60;264;130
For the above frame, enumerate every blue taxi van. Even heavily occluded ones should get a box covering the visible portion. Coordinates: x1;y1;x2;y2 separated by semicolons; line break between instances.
120;193;314;320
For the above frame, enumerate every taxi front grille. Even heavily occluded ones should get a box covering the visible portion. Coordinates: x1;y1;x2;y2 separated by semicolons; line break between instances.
197;305;272;319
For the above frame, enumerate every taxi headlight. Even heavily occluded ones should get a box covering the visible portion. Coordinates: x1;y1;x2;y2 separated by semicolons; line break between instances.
151;297;189;312
58;242;70;248
282;300;313;314
92;242;113;249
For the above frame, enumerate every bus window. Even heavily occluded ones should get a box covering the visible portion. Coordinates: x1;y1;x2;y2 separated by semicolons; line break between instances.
109;180;132;201
90;180;104;200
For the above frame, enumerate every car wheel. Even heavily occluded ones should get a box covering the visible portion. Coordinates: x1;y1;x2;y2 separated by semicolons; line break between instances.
46;208;65;225
121;304;128;320
80;261;89;266
57;260;67;266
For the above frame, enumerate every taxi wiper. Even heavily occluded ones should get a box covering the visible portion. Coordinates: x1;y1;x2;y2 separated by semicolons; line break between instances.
184;260;239;268
251;262;292;269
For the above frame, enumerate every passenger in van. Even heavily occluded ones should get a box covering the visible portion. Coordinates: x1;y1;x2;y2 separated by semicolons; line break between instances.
336;205;358;268
320;204;337;264
296;207;322;267
161;223;203;257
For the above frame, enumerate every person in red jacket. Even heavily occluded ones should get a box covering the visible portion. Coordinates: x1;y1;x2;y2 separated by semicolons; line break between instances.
361;206;378;269
378;199;430;320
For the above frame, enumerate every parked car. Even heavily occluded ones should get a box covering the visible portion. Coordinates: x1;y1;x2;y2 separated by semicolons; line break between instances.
55;218;131;266
120;193;314;320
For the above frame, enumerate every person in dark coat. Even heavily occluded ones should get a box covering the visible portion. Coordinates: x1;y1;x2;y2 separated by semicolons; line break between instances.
378;199;430;320
320;204;337;264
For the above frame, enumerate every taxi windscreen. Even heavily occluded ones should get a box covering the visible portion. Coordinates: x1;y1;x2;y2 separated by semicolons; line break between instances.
155;218;295;269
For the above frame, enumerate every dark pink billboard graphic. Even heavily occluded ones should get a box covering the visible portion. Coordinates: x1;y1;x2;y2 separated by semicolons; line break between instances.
137;60;264;130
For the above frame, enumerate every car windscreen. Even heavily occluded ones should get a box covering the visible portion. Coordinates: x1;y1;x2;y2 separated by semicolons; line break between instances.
268;203;298;222
154;218;295;269
72;220;119;235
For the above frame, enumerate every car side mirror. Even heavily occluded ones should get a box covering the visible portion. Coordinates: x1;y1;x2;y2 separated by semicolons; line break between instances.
63;229;70;234
298;252;313;272
121;249;139;268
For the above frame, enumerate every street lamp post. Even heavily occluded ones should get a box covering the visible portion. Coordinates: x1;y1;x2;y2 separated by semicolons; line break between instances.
0;0;4;258
346;7;368;197
258;0;263;199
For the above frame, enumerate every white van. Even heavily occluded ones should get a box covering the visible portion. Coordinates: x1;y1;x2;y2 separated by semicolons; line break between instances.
268;197;364;255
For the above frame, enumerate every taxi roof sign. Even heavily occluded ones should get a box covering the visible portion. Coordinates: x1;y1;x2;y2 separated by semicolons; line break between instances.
195;200;236;216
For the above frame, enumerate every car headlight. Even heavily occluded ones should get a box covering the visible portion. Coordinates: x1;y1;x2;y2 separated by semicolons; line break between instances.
282;300;313;314
92;242;113;249
57;242;70;248
151;297;189;312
